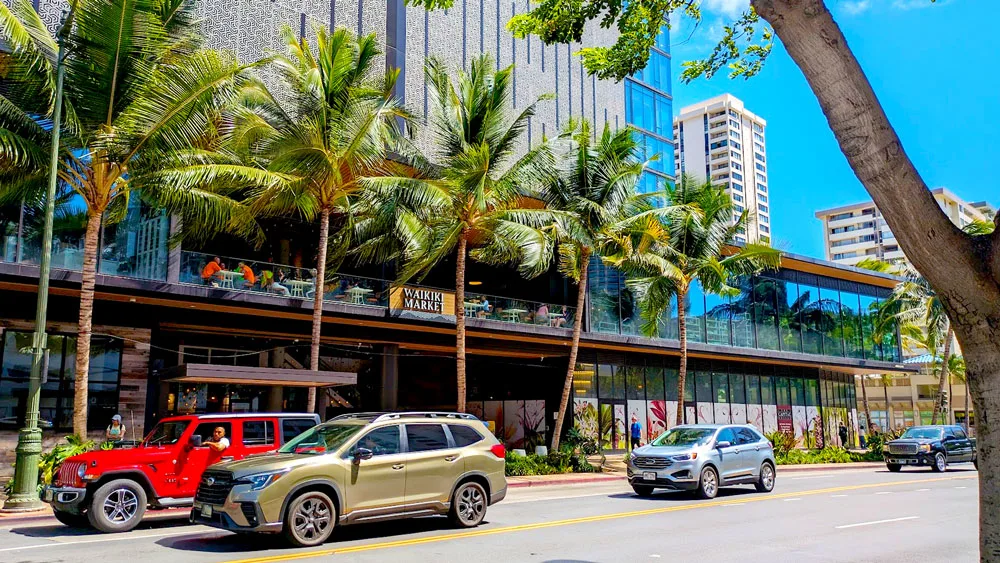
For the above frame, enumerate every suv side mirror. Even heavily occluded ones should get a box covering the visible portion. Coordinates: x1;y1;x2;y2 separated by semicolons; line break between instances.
189;434;203;448
353;447;373;463
716;441;732;449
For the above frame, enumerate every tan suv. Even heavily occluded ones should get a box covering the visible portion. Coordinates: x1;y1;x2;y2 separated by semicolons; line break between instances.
190;412;507;546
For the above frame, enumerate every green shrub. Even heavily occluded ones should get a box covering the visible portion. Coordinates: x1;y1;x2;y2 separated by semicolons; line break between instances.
4;434;95;496
775;446;883;465
565;427;599;456
504;451;595;476
765;430;797;458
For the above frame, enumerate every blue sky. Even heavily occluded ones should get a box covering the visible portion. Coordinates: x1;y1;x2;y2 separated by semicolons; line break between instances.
667;0;997;258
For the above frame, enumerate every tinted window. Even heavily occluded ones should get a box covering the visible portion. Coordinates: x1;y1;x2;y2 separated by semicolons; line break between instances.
192;422;232;445
242;420;275;446
354;425;401;456
736;427;759;445
143;421;189;446
953;427;968;440
281;418;317;443
406;424;449;452
716;428;737;445
943;428;957;440
449;424;484;447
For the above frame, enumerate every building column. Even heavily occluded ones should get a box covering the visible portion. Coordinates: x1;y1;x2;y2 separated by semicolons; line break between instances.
381;344;399;410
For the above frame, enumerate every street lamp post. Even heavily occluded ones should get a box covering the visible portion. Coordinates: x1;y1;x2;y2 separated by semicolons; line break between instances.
1;9;70;513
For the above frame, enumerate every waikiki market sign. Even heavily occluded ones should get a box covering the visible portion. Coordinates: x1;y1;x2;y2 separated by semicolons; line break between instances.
390;286;455;315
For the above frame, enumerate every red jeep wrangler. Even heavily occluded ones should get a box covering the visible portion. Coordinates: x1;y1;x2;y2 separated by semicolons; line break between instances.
43;412;319;532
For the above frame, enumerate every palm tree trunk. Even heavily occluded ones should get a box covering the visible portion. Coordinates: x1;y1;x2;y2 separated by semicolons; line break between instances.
860;375;873;437
964;380;971;433
675;287;688;426
308;208;331;414
550;249;590;452
72;212;102;437
455;236;468;413
932;326;953;425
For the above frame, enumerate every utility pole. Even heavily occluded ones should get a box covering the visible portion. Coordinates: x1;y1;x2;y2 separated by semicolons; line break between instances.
2;9;70;512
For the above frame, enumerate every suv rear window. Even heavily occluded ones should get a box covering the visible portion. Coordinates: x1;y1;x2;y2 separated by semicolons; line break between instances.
282;418;317;443
406;424;449;452
243;420;275;446
449;424;483;447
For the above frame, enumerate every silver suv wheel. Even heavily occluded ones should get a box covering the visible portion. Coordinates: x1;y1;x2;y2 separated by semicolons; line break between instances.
284;491;335;547
450;482;487;528
697;466;719;499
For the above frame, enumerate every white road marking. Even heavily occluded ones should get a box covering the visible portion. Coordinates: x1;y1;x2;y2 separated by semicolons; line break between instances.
875;491;892;495
0;529;222;553
955;486;967;489
649;555;662;558
783;498;801;502
831;494;849;498
835;516;919;530
915;488;931;492
788;475;829;480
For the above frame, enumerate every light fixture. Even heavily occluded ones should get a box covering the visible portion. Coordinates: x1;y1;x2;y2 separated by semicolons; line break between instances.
468;281;482;286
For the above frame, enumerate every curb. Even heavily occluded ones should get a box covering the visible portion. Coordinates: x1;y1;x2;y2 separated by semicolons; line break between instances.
507;474;625;488
0;507;191;527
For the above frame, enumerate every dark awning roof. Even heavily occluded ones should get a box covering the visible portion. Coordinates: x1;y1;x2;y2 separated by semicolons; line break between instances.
162;363;357;387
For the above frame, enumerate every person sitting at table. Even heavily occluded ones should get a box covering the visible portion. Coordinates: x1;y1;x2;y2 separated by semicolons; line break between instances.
549;305;567;327
270;269;290;296
238;261;256;290
477;297;492;318
535;303;550;325
201;256;223;286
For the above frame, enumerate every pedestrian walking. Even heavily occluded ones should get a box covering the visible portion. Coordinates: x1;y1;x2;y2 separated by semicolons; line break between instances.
838;422;849;448
630;415;642;450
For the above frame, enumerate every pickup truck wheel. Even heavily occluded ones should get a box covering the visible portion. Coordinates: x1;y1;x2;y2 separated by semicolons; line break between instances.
87;479;147;533
886;463;902;472
931;452;947;473
283;491;336;547
53;510;90;528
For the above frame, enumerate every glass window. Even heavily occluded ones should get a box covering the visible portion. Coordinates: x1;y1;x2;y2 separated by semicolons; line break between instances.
696;371;713;403
143;421;190;446
859;294;881;361
588;262;623;335
573;361;597;399
805;379;819;407
775;378;790;405
406;424;449;452
774;278;801;353
665;368;679;402
242;420;275;446
791;379;805;406
716;427;737;445
684;371;696;402
280;423;362;454
192;422;233;445
729;373;746;404
20;185;88;272
449;424;484;447
760;375;775;404
713;372;729;403
597;364;615;399
819;286;845;357
612;363;626;400
99;198;169;281
736;427;758;445
840;290;864;359
626;366;645;400
705;291;731;346
746;373;761;405
282;418;317;443
646;365;665;402
953;427;968;440
683;281;707;344
753;278;780;351
354;425;402;456
731;277;755;348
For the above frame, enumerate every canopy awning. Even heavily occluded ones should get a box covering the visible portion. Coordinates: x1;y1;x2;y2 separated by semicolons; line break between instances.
162;363;357;387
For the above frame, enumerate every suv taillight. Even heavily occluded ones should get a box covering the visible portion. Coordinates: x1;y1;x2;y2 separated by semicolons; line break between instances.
490;444;506;458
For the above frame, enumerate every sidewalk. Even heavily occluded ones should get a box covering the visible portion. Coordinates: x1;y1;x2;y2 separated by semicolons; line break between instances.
507;461;884;488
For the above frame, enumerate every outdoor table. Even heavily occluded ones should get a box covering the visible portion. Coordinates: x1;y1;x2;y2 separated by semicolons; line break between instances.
464;302;480;317
219;270;242;289
347;286;373;304
548;313;566;327
503;308;527;323
286;279;312;298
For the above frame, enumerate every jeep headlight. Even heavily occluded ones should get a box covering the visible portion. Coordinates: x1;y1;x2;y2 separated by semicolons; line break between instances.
240;470;289;491
919;444;932;453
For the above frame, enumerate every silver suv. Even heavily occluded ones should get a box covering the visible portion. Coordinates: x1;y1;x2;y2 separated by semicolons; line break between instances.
627;424;776;499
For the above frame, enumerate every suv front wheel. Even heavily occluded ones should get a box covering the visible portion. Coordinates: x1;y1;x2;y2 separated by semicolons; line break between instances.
450;481;488;528
696;466;719;500
87;479;147;533
283;491;336;547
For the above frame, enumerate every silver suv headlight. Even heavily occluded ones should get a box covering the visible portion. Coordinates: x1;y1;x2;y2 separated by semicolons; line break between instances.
239;470;289;491
670;452;698;461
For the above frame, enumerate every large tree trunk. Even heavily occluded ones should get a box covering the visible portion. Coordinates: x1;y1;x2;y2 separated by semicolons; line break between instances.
550;249;590;452
675;286;688;426
753;2;1000;558
932;326;953;425
455;236;468;412
72;211;102;437
308;208;331;415
965;379;971;434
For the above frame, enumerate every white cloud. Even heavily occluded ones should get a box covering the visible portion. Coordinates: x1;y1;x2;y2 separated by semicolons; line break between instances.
839;0;871;15
892;0;952;9
701;0;750;19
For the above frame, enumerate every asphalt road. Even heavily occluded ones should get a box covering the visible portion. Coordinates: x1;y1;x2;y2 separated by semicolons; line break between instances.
0;467;979;563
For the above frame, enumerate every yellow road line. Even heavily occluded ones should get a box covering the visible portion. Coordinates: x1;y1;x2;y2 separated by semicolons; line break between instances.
222;474;976;563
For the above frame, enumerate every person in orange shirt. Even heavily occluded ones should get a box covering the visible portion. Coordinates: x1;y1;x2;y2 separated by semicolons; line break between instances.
238;261;256;289
201;256;223;285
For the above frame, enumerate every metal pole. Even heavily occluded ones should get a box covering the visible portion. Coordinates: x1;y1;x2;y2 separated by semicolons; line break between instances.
2;10;69;512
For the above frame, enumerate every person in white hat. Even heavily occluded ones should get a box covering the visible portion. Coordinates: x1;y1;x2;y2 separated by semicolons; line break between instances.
106;414;126;442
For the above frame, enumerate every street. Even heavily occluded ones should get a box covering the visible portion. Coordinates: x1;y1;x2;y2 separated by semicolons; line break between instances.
0;468;979;563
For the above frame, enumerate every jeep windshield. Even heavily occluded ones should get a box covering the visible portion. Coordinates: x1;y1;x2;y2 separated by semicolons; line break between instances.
901;427;944;440
279;423;363;455
142;421;190;447
651;428;716;447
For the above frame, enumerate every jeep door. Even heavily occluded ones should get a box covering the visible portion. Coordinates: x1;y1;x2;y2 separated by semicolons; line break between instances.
343;424;406;516
403;423;465;509
175;421;233;498
240;419;278;457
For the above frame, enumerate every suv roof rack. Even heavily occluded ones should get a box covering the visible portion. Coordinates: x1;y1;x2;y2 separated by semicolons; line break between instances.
329;411;479;422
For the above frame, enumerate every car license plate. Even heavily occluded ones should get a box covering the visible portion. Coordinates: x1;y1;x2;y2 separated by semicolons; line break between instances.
201;504;212;518
642;472;656;481
43;488;53;502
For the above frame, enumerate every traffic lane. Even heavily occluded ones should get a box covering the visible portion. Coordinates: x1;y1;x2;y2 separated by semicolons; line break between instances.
0;468;977;562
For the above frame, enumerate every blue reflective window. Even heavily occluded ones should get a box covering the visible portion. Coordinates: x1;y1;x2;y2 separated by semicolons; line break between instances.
632;49;672;97
625;81;671;137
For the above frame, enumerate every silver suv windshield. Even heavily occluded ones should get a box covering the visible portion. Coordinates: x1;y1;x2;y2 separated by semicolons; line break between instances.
901;427;944;440
651;427;715;447
279;423;364;455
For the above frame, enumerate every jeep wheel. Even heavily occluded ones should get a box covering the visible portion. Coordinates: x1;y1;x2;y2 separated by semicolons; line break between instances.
283;491;335;547
886;463;902;472
631;484;654;497
450;481;488;528
696;466;719;500
931;452;947;472
754;462;775;493
87;479;147;533
53;510;90;528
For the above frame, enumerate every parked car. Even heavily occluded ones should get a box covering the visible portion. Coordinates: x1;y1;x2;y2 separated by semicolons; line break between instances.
190;412;507;547
43;412;320;533
884;424;977;472
627;424;776;499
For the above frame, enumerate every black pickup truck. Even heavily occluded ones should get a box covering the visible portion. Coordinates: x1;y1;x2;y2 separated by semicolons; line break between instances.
884;425;977;472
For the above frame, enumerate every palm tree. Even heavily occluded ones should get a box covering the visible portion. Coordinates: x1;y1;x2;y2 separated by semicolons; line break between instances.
0;0;258;435
606;174;781;425
538;120;644;451
365;55;557;412
232;26;411;412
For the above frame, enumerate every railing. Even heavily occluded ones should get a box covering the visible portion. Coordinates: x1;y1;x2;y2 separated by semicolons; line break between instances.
464;292;576;329
179;251;388;307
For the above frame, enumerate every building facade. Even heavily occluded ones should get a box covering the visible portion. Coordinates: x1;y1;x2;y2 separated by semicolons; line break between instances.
673;94;770;244
815;187;993;266
626;29;675;193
